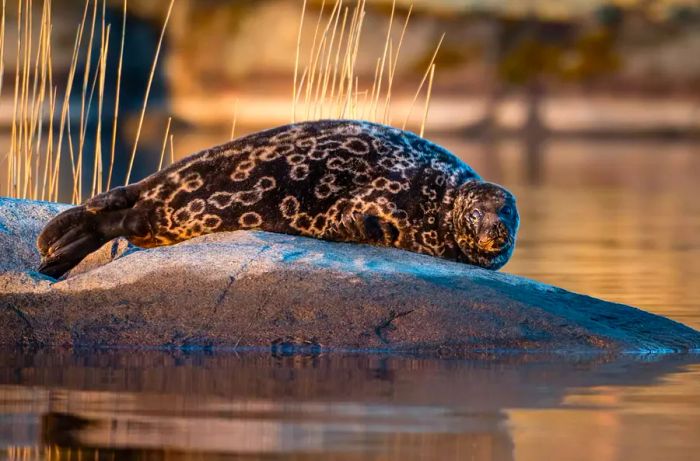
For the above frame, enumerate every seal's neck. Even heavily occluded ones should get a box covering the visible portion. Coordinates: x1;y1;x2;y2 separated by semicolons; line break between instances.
438;180;479;259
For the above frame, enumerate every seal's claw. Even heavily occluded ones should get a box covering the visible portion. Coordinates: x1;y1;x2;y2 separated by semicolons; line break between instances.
38;232;105;279
46;226;83;257
37;184;145;278
37;206;107;278
37;206;91;257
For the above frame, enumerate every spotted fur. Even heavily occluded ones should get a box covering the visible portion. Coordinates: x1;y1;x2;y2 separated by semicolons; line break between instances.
37;120;520;277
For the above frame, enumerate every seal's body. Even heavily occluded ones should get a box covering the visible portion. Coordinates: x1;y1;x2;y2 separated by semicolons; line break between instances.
38;120;520;277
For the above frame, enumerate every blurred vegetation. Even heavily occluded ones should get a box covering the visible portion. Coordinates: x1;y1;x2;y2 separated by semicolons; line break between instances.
499;37;563;85
411;43;483;74
563;30;621;81
499;28;621;86
132;0;700;93
499;11;622;87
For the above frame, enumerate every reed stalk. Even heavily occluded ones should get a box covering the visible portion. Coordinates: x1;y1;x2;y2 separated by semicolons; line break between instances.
106;0;126;190
230;98;239;140
124;0;174;186
291;0;307;123
157;116;171;171
420;63;435;137
292;0;439;128
402;33;444;130
168;133;174;165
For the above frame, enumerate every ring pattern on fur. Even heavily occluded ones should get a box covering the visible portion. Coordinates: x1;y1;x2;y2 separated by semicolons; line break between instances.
128;120;518;269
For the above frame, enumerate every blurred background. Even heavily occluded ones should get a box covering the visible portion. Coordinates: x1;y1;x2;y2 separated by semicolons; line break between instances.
23;0;700;137
2;1;700;164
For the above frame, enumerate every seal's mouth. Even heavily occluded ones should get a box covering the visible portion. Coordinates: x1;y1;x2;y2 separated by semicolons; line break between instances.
477;236;508;252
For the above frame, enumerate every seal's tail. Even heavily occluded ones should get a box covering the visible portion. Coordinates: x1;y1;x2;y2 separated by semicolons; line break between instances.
37;185;147;278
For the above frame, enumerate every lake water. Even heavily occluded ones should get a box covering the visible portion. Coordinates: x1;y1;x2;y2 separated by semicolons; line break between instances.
442;137;700;332
0;351;698;460
1;137;699;460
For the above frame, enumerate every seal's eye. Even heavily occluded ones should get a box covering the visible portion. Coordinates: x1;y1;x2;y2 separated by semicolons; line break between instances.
469;209;482;222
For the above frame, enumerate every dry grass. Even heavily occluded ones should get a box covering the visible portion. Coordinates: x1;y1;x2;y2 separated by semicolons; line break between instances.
106;0;127;191
7;445;91;461
230;97;239;140
1;0;173;204
1;0;441;204
157;115;171;171
123;0;173;186
291;0;441;129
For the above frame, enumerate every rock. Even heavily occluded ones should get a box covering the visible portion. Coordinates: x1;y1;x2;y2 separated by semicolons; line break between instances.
0;198;69;273
1;197;699;353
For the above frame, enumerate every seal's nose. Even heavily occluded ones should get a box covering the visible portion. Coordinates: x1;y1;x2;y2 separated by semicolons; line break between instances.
477;218;507;251
477;235;495;250
492;222;506;239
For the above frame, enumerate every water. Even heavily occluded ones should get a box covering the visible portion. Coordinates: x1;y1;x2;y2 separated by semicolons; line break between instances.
0;351;698;460
1;137;699;460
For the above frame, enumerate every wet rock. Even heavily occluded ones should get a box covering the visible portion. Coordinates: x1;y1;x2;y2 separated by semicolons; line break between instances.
1;197;699;353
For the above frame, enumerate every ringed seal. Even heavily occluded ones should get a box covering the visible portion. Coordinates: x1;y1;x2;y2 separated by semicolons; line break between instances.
37;120;520;277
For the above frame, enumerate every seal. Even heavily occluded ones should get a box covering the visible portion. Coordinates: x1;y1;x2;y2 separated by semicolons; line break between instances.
37;120;520;277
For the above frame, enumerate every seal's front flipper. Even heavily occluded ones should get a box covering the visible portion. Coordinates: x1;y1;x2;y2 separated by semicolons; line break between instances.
362;214;400;245
37;185;149;278
38;206;152;278
337;208;399;245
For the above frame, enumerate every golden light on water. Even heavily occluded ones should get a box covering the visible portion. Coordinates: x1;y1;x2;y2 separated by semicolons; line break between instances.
511;363;700;460
434;137;700;330
1;355;699;460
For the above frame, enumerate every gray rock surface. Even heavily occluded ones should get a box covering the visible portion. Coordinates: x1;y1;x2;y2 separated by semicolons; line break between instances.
1;197;699;353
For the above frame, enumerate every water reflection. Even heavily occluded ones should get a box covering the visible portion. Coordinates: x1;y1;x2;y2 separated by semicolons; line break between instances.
0;350;698;460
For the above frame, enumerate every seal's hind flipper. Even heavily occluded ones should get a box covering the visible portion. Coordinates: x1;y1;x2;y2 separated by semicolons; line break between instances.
37;206;90;258
84;185;140;213
37;185;149;278
37;205;110;278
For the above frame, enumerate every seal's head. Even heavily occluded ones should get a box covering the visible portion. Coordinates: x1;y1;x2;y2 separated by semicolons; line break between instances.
452;180;519;270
